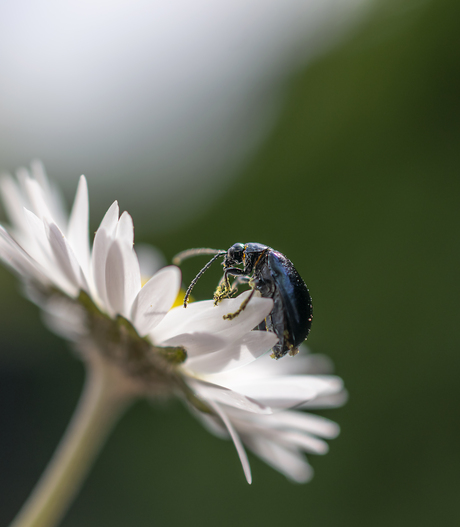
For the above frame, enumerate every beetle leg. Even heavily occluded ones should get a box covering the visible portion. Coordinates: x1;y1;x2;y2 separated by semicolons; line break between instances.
223;287;256;320
214;275;251;305
213;284;231;304
214;267;248;305
283;330;299;357
214;276;232;304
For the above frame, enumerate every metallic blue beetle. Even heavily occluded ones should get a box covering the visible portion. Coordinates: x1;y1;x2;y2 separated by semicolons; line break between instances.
173;243;313;359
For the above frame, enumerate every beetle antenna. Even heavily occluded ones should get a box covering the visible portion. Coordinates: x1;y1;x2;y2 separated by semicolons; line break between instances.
183;252;226;307
173;248;226;266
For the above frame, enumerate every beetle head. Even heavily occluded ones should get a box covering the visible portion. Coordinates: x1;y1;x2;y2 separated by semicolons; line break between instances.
225;243;245;266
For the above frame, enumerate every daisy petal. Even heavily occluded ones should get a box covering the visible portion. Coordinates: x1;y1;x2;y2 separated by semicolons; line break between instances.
0;175;29;234
23;209;53;265
46;220;88;293
0;227;45;282
221;375;343;408
152;292;273;344
22;210;76;294
159;332;227;358
98;200;120;233
22;175;53;222
299;390;349;409
275;431;329;455
116;211;134;247
105;241;126;316
120;244;141;316
264;411;340;439
92;201;119;306
189;379;272;414
104;238;140;316
67;176;90;277
184;331;278;374
131;266;181;336
29;160;51;193
208;400;252;484
188;405;228;439
30;161;68;228
188;293;273;339
246;437;313;483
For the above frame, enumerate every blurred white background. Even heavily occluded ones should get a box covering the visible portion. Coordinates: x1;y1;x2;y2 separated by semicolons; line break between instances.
0;0;366;229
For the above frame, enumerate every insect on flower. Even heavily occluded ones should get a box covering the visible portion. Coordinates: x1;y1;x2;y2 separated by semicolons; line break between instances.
173;243;313;359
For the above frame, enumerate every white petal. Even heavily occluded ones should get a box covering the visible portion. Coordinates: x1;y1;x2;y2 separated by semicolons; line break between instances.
98;200;119;233
184;331;278;375
29;160;50;191
0;174;29;234
0;227;46;282
105;241;126;316
221;375;343;409
116;211;134;247
299;390;349;409
159;332;227;358
246;437;313;483
208;400;252;484
188;379;272;415
29;160;68;228
121;246;141;315
273;431;329;455
131;265;181;336
23;209;53;266
22;175;53;222
45;220;88;294
188;405;228;439
92;201;119;307
22;210;76;294
40;295;87;341
262;411;340;439
152;292;273;344
67;176;90;277
105;238;141;316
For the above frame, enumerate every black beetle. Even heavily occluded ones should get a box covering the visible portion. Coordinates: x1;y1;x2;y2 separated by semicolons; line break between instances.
173;243;313;359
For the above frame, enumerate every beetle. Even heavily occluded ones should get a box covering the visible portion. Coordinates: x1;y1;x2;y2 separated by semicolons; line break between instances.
173;243;313;359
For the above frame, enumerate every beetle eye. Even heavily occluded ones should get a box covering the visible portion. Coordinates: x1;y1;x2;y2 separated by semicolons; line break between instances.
228;243;244;263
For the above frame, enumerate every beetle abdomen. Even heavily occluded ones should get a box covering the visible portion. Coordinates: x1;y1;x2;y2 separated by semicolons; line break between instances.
265;286;292;359
267;251;313;357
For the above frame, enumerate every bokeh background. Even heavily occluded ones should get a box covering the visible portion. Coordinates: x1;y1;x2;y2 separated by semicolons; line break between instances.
1;0;460;526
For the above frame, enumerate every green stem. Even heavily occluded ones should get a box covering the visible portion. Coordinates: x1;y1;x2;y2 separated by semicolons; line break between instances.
9;360;134;527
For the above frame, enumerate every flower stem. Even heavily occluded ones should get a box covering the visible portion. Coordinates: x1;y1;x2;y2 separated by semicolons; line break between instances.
9;360;134;527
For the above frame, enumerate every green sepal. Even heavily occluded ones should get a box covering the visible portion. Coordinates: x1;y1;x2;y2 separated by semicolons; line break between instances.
157;346;187;365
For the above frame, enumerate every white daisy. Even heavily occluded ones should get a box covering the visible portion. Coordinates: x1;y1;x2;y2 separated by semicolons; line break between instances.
0;163;346;527
0;163;273;392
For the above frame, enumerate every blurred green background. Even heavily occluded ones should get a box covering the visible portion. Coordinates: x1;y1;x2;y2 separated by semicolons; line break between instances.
2;1;460;526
